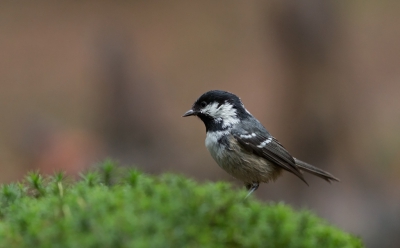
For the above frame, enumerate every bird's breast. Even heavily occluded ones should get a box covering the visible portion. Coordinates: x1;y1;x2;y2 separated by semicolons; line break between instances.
205;131;227;162
205;131;281;184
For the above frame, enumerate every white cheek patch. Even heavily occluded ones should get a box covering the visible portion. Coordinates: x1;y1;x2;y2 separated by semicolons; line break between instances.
201;101;239;128
257;137;272;148
201;102;219;116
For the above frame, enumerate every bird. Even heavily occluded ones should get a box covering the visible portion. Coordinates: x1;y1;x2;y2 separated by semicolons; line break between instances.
182;90;339;198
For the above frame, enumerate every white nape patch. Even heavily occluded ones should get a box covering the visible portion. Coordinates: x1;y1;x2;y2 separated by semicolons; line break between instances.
241;103;252;115
240;133;256;139
201;101;239;128
257;137;272;148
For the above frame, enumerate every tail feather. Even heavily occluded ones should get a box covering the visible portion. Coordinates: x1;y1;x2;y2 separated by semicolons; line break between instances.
294;158;340;183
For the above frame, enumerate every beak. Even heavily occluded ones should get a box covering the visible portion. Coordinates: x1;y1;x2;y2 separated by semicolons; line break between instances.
182;109;196;117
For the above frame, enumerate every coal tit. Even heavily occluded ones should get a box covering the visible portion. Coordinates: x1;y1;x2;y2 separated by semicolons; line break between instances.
183;90;339;198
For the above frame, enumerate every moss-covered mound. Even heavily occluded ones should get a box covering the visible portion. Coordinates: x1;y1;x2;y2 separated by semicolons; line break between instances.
0;161;362;247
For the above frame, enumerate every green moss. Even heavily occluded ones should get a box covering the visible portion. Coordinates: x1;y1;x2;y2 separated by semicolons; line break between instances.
0;162;363;248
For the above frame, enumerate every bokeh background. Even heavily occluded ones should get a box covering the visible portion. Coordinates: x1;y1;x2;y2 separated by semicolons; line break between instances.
1;1;399;247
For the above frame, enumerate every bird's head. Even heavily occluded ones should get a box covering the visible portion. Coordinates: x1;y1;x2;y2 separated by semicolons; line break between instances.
183;90;251;131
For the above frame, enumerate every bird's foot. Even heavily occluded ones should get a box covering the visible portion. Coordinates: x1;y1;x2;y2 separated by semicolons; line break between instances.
245;182;259;199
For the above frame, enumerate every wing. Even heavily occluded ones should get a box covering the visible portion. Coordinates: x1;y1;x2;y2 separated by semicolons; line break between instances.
231;125;308;185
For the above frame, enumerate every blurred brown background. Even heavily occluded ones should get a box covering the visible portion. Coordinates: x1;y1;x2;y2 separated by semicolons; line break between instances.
1;1;399;247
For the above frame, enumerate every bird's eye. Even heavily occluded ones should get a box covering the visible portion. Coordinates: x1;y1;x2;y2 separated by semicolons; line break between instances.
200;101;207;108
